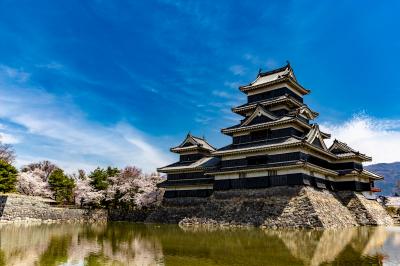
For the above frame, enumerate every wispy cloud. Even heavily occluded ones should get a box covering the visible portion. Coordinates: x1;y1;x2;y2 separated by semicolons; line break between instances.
243;53;261;65
321;114;400;164
243;54;280;71
229;65;246;76
0;65;30;82
194;116;212;125
224;81;242;89
212;90;233;99
0;132;19;144
0;65;172;172
36;62;64;70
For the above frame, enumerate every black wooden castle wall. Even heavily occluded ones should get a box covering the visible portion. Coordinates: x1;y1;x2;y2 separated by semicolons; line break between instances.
247;87;303;103
232;127;304;145
219;152;362;172
163;174;371;198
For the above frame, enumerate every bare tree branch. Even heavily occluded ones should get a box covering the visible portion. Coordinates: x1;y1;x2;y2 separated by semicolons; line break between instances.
0;143;16;164
21;160;58;181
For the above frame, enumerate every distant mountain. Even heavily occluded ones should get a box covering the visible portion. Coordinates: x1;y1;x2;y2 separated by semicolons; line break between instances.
365;162;400;196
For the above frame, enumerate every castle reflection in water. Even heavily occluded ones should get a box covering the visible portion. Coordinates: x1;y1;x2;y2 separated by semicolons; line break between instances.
0;223;399;265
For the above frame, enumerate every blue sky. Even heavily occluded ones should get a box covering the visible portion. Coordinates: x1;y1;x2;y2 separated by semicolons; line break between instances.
0;0;400;172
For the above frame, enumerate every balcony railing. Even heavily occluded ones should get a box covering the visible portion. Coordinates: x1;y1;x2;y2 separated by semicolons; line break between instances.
371;187;381;193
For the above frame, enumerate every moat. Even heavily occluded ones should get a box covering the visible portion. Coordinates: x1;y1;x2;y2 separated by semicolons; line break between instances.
0;223;399;265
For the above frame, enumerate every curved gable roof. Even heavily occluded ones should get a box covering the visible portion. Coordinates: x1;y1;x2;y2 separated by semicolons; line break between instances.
305;124;328;150
328;139;358;154
241;105;278;126
251;63;296;86
170;133;216;153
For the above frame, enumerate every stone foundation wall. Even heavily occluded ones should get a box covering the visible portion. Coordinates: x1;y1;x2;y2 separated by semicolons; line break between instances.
145;186;393;229
336;191;394;226
0;194;107;223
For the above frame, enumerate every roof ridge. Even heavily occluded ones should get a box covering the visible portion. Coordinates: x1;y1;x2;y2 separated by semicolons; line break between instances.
329;139;358;153
258;63;290;77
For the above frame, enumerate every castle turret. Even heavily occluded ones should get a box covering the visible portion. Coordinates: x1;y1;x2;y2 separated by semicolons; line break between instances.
157;133;219;198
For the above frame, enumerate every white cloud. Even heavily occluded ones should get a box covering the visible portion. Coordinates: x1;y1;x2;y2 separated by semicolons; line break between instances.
320;114;400;164
36;62;64;70
194;116;212;125
229;65;246;76
0;132;20;144
224;81;241;89
212;90;232;99
0;65;172;173
0;65;30;82
243;54;280;71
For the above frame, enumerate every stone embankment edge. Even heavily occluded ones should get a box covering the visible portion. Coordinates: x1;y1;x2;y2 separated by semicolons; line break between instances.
0;194;107;224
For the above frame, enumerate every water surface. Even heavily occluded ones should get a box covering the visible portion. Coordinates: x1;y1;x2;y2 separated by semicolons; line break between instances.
0;222;399;265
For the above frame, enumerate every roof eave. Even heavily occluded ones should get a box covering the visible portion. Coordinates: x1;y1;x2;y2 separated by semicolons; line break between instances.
221;117;310;135
231;95;303;115
157;166;205;173
320;131;331;139
212;141;302;156
206;161;303;175
239;77;310;95
170;146;213;153
336;154;372;162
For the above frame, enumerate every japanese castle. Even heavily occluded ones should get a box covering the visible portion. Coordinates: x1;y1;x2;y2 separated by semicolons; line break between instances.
158;63;382;198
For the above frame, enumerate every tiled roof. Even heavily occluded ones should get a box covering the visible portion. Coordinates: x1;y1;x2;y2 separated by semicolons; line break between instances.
214;137;302;155
170;133;216;153
251;65;294;86
329;139;358;154
239;63;310;95
191;135;216;151
158;156;220;172
339;169;383;180
221;115;306;134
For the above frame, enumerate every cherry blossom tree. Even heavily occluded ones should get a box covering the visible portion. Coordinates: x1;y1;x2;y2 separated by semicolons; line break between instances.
74;178;104;207
17;161;163;209
131;173;164;209
105;167;163;209
17;168;53;198
21;160;57;181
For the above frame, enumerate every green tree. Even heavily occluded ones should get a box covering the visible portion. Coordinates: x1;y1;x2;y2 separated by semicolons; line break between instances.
106;166;119;177
0;160;18;193
48;169;75;204
89;168;108;191
89;166;119;191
